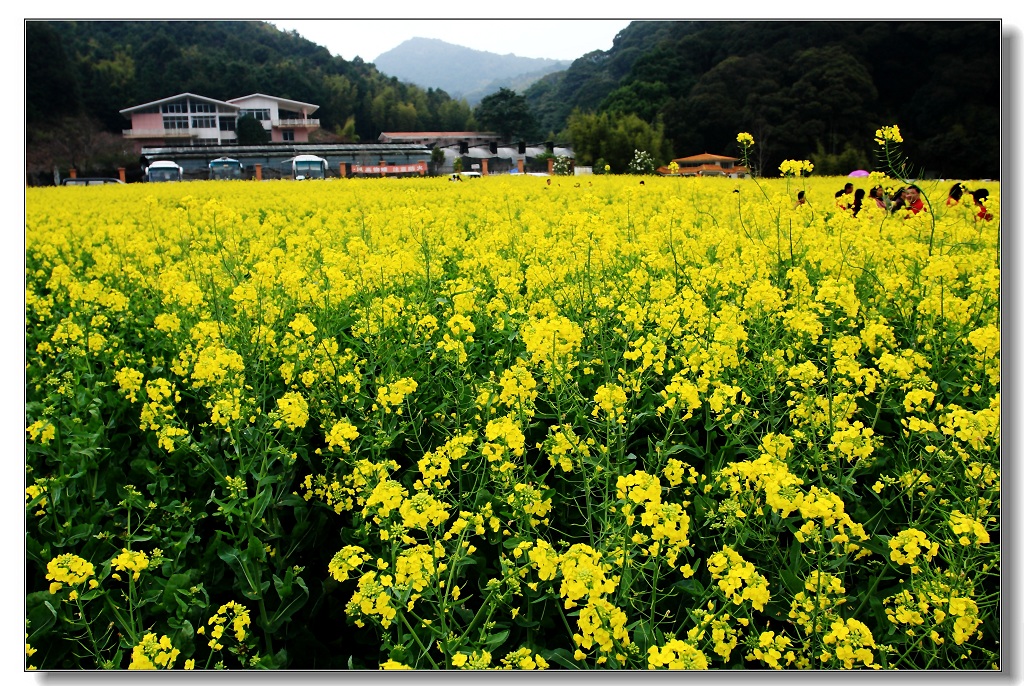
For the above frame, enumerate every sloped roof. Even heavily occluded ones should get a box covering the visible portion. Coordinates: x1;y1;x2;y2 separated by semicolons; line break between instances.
658;163;748;175
120;92;236;115
227;93;320;113
673;152;740;163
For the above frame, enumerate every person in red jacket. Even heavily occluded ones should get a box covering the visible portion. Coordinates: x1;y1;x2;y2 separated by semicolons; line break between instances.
972;189;993;221
946;182;966;205
904;185;926;215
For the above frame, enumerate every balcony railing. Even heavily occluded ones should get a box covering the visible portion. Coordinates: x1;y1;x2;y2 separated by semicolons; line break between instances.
272;118;320;128
122;129;197;138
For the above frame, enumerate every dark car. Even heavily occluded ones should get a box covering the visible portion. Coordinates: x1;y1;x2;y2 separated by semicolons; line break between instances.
61;177;125;186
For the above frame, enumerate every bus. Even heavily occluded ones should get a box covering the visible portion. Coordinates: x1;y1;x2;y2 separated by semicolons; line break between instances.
208;157;244;180
291;154;328;180
146;160;183;182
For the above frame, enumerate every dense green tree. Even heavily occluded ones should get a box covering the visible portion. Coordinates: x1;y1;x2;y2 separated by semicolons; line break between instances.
25;20;484;159
437;98;474;131
430;146;446;175
26;22;80;126
810;140;871;176
236;115;270;145
472;88;537;142
567;110;672;172
600;80;671;123
25;20;1001;179
526;20;1000;178
786;45;878;156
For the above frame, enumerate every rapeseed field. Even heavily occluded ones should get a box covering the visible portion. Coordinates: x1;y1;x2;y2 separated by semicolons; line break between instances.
25;155;999;669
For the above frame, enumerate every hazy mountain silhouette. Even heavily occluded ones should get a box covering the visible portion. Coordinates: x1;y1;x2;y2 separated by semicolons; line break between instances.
372;37;570;104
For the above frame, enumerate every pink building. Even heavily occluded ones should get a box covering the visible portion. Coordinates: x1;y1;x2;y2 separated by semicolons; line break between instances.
227;93;320;143
120;92;319;152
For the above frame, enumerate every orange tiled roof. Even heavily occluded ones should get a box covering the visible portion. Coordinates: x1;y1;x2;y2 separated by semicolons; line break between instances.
658;162;748;175
672;152;740;163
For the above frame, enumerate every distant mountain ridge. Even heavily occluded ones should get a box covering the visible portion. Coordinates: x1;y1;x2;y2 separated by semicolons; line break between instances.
372;37;570;104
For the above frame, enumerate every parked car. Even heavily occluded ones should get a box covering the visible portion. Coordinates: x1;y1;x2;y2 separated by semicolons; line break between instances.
60;177;125;186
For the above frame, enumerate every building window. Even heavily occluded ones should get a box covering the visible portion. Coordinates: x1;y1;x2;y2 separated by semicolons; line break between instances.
191;102;215;113
163;116;189;130
191;116;216;128
219;118;236;132
239;108;270;121
282;129;295;141
161;103;185;114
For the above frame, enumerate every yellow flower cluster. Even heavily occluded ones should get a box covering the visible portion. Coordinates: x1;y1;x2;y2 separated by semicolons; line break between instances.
888;528;939;569
648;639;709;669
821;618;878;669
779;159;814;177
874;124;903;145
329;545;370;582
746;631;796;669
46;554;95;595
110;548;149;581
948;510;990;546
26;169;999;670
127;633;180;669
541;424;592;473
706;546;771;611
498;647;549;669
325;417;359;453
273;390;309;430
207;600;251;650
788;570;847;635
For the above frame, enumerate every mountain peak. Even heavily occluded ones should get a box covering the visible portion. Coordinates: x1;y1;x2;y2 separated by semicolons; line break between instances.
372;38;570;104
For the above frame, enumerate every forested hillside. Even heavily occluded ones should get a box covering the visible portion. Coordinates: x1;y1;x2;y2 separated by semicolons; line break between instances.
25;21;476;174
527;20;1000;179
25;20;1001;180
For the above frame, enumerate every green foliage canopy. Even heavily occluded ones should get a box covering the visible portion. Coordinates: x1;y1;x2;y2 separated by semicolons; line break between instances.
472;88;537;142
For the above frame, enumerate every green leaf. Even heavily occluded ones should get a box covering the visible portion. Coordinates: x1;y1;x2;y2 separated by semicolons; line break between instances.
247;534;267;565
672;577;705;597
484;629;509;651
27;592;58;641
251;487;274;521
161;572;193;608
781;569;803;594
268;577;309;632
544;648;579;669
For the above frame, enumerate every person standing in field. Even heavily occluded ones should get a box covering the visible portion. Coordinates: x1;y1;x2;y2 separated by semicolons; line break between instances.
851;188;865;216
972;188;993;221
835;182;854;209
946;182;966;205
903;185;926;215
890;187;907;214
869;186;887;210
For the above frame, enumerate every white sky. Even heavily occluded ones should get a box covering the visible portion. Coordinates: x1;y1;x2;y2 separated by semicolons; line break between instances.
268;19;633;63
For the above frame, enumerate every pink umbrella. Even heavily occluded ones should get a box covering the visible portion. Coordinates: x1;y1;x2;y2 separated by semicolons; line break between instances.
848;170;870;177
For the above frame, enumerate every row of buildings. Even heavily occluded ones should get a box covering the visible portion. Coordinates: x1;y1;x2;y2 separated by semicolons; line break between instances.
117;91;747;178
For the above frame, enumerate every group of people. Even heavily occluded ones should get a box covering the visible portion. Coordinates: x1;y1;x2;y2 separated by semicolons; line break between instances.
833;182;923;217
814;181;993;221
945;182;994;221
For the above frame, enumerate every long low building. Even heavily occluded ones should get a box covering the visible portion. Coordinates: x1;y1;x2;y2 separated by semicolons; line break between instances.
139;143;433;179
